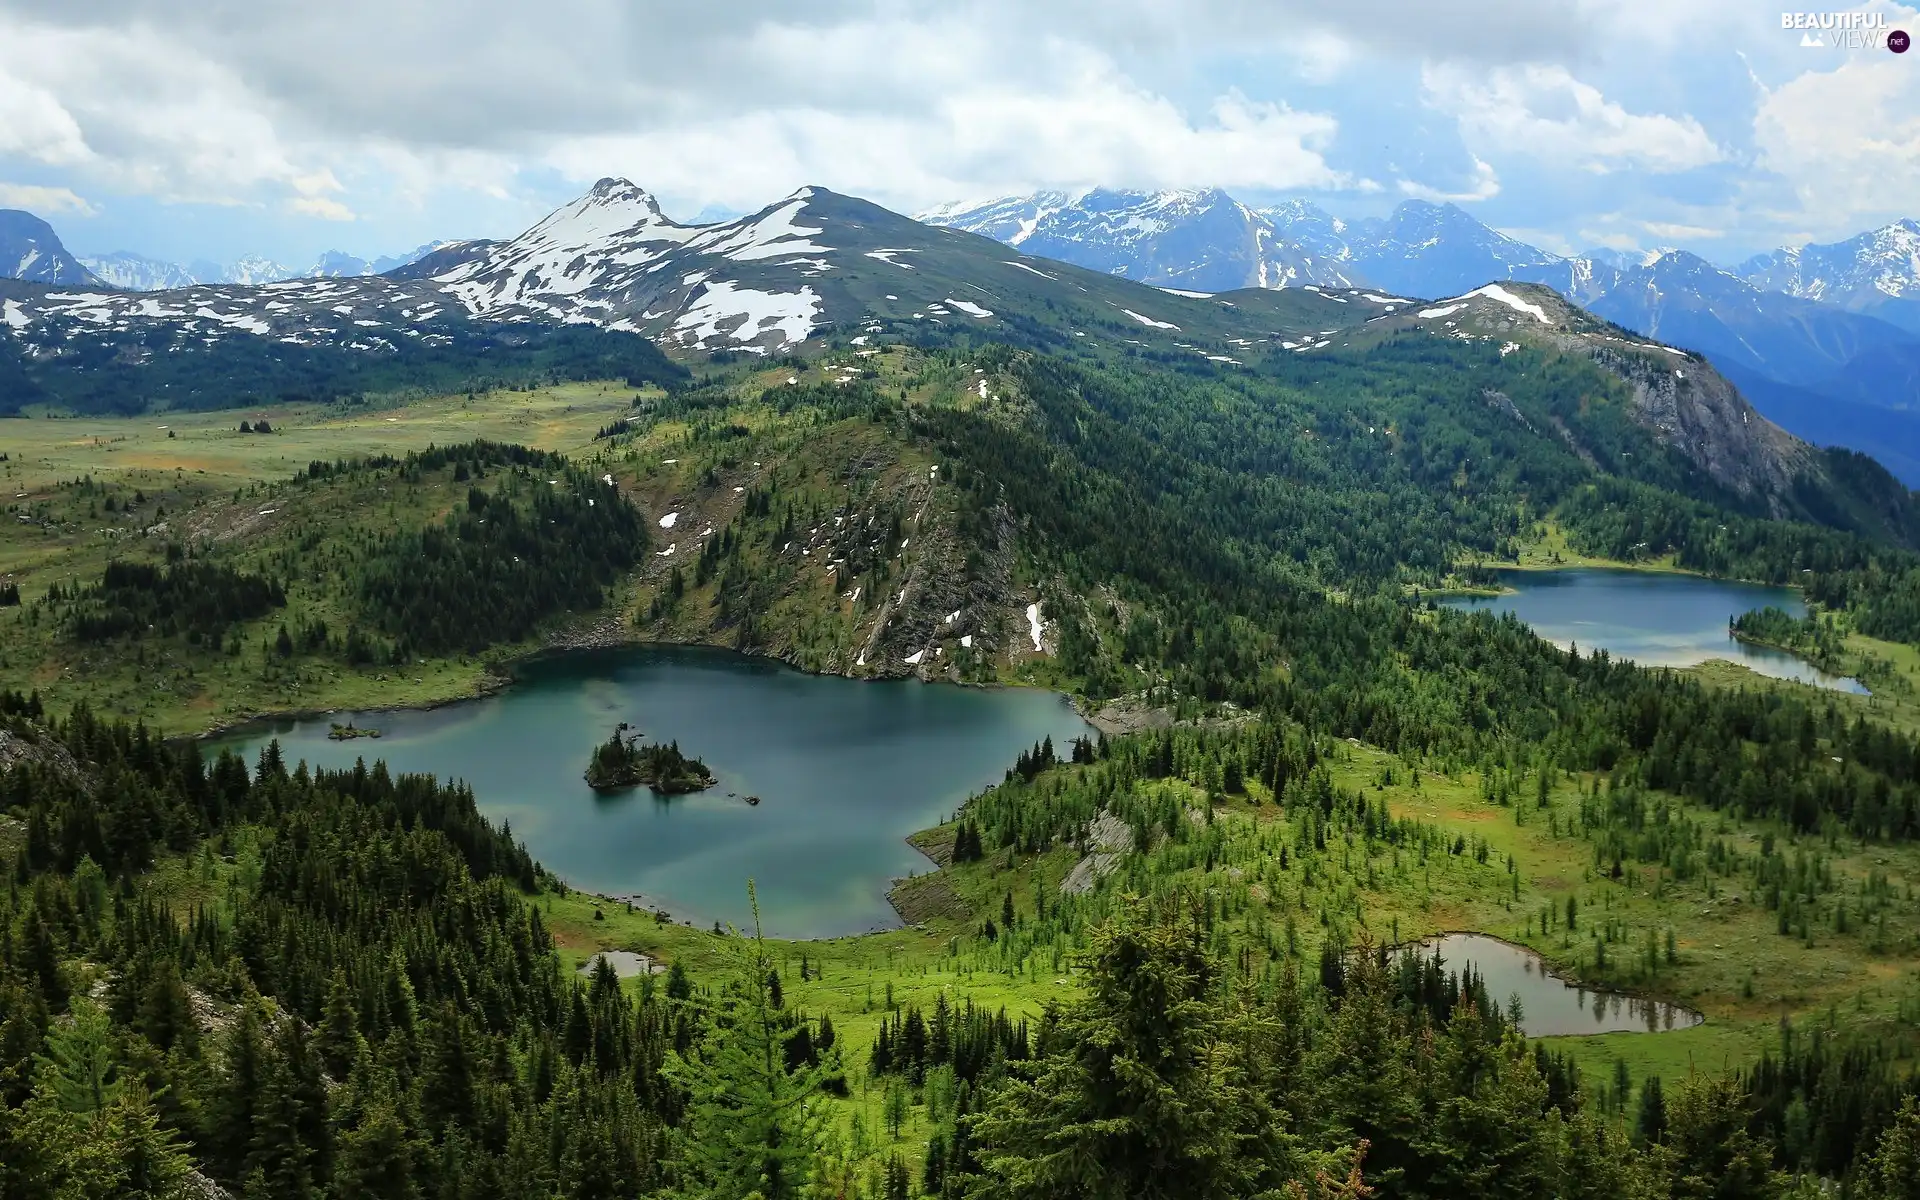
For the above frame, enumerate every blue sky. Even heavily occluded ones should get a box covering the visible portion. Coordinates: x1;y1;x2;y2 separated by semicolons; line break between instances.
0;0;1915;269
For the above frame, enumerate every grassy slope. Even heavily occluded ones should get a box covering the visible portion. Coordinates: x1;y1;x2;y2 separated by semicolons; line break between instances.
0;351;1054;732
516;737;1920;1159
1;383;645;730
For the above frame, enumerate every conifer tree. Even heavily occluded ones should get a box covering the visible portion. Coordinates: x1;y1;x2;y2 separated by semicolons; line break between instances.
36;996;122;1117
1651;1073;1781;1200
969;896;1307;1200
668;882;827;1200
316;969;360;1080
1860;1096;1920;1200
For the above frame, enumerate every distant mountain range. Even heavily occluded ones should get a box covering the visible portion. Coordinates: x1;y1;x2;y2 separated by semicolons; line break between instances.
926;191;1920;483
4;178;1919;501
75;242;451;291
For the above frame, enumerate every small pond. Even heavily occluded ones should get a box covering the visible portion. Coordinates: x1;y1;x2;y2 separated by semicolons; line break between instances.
207;645;1094;939
1439;567;1866;693
1413;933;1702;1037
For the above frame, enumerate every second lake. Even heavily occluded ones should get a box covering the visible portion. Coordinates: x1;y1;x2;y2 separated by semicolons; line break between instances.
1415;934;1702;1037
207;645;1095;939
1439;568;1866;694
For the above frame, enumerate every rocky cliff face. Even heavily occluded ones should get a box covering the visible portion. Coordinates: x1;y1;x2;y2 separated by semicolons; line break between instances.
1373;281;1911;531
1589;345;1813;509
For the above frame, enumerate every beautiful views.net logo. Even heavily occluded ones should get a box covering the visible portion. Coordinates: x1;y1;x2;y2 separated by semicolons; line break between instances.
1781;11;1911;51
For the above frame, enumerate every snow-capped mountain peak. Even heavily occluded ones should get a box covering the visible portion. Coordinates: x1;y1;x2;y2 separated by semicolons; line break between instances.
1741;218;1920;333
924;187;1359;292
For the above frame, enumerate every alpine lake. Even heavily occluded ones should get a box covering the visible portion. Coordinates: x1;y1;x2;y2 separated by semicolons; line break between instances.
1415;934;1702;1037
207;646;1094;940
203;566;1835;993
1439;567;1867;694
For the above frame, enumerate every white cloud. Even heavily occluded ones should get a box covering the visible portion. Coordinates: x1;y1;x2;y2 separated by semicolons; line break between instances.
0;70;92;165
0;17;328;207
1398;156;1501;204
0;181;93;213
1752;53;1920;237
0;4;1361;228
0;0;1889;263
1422;64;1723;175
1639;221;1722;240
547;61;1351;214
289;196;354;221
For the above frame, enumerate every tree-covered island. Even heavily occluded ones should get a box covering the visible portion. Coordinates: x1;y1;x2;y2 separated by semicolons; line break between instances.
585;725;717;793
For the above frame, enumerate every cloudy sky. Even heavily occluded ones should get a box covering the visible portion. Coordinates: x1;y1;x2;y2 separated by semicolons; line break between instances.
1;0;1916;269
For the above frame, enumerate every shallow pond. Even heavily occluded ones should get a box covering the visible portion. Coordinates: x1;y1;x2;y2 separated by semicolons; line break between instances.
1438;568;1865;693
1415;933;1702;1037
208;645;1094;939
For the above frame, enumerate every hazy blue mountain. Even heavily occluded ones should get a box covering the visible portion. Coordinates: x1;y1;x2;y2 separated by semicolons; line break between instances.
1337;200;1566;298
0;210;99;285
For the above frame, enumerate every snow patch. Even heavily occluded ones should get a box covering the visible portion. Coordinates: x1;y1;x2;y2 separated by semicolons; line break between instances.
659;512;679;529
1121;309;1179;330
945;298;993;318
1003;260;1058;280
1455;284;1551;323
672;279;821;347
1417;304;1465;320
1025;602;1044;652
691;198;834;263
904;650;925;666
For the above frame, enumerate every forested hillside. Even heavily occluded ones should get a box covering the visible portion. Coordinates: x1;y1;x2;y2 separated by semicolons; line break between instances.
3;703;1919;1197
10;298;1920;1196
0;315;687;416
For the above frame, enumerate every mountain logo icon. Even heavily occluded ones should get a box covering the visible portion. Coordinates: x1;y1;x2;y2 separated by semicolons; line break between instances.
1799;31;1823;46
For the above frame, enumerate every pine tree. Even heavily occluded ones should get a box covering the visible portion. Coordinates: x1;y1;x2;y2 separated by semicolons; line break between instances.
1651;1073;1780;1200
317;968;360;1080
970;897;1303;1200
99;1082;196;1200
1308;939;1422;1190
36;995;122;1116
669;882;827;1200
215;1000;270;1180
883;1152;911;1200
331;1099;418;1200
1860;1096;1920;1200
1635;1076;1668;1147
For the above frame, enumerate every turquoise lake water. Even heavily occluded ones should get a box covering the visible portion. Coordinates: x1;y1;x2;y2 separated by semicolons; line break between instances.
208;645;1094;938
1440;568;1865;693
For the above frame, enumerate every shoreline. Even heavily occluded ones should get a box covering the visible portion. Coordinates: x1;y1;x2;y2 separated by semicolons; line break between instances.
181;625;1073;746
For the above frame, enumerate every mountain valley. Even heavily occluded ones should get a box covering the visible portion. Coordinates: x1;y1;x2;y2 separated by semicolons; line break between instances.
7;175;1920;1199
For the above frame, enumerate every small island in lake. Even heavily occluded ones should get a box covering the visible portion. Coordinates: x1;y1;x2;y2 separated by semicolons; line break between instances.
327;721;381;741
585;727;717;794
